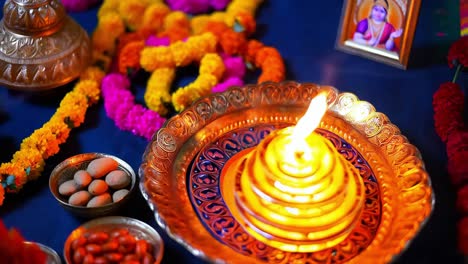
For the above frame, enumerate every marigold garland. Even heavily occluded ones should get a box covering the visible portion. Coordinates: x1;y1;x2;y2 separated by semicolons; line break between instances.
0;0;287;204
0;67;104;205
171;52;225;111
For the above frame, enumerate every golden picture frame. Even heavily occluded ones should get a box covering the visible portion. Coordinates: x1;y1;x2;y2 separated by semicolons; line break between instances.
336;0;421;69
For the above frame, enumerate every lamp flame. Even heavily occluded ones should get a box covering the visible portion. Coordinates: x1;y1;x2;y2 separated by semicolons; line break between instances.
293;92;328;140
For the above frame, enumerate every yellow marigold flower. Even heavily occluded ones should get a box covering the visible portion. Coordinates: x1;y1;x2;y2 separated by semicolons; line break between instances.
12;149;45;181
193;73;218;94
140;46;175;71
227;0;263;16
186;32;217;61
75;80;101;104
209;12;228;23
42;121;71;145
191;15;210;35
98;12;125;39
81;66;105;83
20;129;54;159
170;41;194;67
56;93;88;127
92;12;125;54
199;53;225;80
141;2;171;34
98;0;121;17
145;67;175;114
172;73;218;112
118;0;149;30
164;11;190;29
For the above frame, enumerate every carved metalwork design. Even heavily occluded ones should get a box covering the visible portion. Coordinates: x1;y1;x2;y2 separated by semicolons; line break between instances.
139;81;434;264
0;0;90;91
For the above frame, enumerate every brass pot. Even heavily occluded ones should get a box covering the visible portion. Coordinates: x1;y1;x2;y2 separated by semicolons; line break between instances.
0;0;91;91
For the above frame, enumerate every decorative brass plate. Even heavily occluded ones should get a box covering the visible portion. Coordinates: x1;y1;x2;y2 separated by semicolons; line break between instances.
139;81;434;264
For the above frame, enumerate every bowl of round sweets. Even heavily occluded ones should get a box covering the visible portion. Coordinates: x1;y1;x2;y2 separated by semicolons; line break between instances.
49;153;136;218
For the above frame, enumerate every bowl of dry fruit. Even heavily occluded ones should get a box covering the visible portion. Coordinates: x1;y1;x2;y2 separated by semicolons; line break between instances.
63;216;164;264
49;153;136;218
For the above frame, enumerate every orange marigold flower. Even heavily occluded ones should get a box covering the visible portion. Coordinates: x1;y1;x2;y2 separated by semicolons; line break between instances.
255;46;281;66
12;148;46;181
140;46;175;71
243;39;264;64
0;163;27;192
140;2;171;35
203;21;230;39
257;52;285;83
80;66;106;84
117;32;146;53
220;30;247;55
234;12;256;36
118;40;145;74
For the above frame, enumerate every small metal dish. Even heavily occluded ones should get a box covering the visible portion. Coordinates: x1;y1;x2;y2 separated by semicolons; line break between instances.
63;216;164;264
49;153;136;218
24;241;62;264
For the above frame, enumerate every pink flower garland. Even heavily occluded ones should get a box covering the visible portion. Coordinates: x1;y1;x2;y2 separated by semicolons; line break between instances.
145;35;246;93
212;54;245;93
166;0;231;14
145;36;171;47
62;0;101;12
101;73;167;140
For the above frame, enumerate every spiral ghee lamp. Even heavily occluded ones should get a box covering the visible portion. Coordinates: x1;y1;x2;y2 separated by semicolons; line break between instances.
221;93;366;253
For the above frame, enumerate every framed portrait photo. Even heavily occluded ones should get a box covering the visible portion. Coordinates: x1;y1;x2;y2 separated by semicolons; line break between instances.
336;0;421;69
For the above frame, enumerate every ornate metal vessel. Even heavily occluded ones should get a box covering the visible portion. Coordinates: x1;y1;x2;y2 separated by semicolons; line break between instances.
139;82;434;264
0;0;91;91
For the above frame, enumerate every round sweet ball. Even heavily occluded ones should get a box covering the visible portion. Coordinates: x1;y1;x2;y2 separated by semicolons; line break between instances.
105;170;131;189
73;170;92;187
112;189;129;203
88;179;109;196
59;180;81;196
68;190;92;206
87;193;112;208
86;157;119;178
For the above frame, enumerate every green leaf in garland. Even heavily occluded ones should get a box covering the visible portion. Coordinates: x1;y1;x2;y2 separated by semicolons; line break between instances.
64;116;75;129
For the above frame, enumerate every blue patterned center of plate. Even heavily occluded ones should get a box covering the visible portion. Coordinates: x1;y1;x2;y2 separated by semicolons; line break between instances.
187;125;381;263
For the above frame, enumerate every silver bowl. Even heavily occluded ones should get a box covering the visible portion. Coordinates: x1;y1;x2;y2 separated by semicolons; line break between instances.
63;216;164;264
49;153;136;218
24;241;61;264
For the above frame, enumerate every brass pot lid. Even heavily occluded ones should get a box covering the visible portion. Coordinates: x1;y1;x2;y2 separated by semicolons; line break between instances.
0;0;91;91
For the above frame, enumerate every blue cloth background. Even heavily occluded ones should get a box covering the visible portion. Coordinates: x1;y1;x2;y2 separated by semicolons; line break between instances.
0;0;466;263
